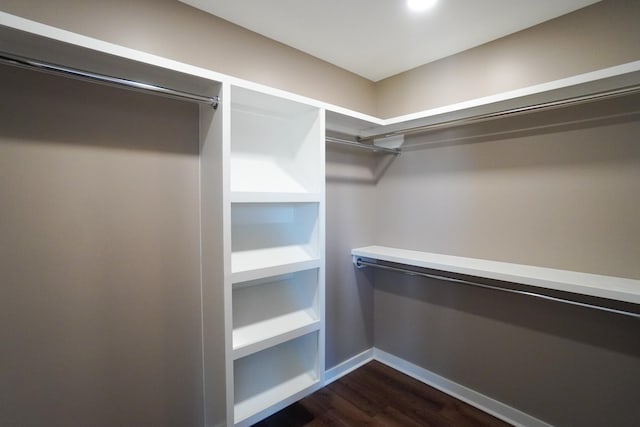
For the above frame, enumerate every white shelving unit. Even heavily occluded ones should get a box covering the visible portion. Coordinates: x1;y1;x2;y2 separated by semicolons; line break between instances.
227;85;325;426
352;246;640;304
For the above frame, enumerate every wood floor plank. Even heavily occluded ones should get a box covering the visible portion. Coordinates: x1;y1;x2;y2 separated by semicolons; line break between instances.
298;388;371;427
253;361;513;426
375;405;438;427
330;371;390;417
351;363;453;426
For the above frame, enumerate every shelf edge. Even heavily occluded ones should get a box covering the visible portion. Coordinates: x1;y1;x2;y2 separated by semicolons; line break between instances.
231;259;321;284
233;320;320;360
352;245;640;304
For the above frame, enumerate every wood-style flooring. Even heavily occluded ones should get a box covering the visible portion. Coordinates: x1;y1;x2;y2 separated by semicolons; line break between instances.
253;361;512;427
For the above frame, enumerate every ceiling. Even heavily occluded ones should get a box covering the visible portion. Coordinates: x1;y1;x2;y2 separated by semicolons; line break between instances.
179;0;601;82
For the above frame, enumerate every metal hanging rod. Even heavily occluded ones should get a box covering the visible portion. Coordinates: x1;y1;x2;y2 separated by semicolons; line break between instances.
361;84;640;141
0;51;220;109
326;136;401;155
354;257;640;319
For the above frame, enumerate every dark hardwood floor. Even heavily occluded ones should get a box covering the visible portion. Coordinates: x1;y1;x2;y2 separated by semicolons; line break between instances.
254;361;512;427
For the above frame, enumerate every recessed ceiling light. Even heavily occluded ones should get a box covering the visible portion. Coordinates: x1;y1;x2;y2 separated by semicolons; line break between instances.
407;0;437;12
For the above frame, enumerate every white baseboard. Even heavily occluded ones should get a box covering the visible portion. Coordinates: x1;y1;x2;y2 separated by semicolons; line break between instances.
324;347;551;427
372;348;551;427
323;348;374;385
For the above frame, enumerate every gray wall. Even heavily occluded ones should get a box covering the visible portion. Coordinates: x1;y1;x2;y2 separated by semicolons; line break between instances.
3;1;640;425
324;147;378;368
0;65;203;426
370;97;640;426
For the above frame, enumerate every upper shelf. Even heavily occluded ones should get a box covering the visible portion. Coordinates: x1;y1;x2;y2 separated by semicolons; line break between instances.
326;61;640;139
352;246;640;305
2;11;640;145
0;12;224;100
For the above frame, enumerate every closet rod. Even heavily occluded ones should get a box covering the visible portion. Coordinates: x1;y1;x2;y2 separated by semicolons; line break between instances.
354;257;640;319
0;51;220;109
326;136;401;154
361;84;640;141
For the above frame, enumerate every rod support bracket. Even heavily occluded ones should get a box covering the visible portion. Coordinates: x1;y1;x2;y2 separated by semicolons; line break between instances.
211;96;220;110
353;256;367;269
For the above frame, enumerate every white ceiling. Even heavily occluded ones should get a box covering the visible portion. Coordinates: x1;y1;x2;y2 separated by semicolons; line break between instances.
180;0;601;82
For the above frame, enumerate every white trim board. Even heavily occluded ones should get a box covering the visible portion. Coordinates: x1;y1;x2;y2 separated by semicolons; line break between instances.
324;348;551;427
323;348;374;385
372;348;552;427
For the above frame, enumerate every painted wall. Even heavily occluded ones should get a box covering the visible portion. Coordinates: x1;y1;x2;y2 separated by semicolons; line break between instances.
376;0;640;117
325;147;380;367
370;97;640;426
0;65;204;426
0;0;376;116
2;1;639;425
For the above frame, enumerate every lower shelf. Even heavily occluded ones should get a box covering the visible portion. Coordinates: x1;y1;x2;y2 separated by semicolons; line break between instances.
234;331;319;425
232;269;320;359
233;315;319;360
235;372;318;425
231;246;320;283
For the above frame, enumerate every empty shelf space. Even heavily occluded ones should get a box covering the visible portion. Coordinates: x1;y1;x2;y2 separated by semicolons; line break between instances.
231;203;320;282
233;270;320;359
352;246;640;304
230;156;311;194
234;332;320;425
230;86;322;195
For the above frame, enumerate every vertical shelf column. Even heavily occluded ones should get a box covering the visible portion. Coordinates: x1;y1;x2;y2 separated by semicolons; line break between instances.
200;81;230;427
227;85;325;427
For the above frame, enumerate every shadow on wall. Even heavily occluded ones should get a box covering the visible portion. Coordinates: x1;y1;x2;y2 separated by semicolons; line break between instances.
0;64;199;154
0;62;204;426
326;143;398;184
373;269;640;359
370;267;640;426
402;92;640;166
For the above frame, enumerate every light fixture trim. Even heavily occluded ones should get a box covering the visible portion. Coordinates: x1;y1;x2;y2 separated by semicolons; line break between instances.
407;0;438;12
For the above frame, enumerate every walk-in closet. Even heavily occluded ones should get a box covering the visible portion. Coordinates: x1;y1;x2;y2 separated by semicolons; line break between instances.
1;1;638;426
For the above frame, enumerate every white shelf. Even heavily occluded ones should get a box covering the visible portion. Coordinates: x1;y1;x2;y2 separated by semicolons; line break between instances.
234;332;319;426
231;247;320;283
233;317;320;360
352;246;640;304
230;191;321;203
233;270;320;359
326;61;640;138
2;10;638;141
235;372;318;425
231;202;320;283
